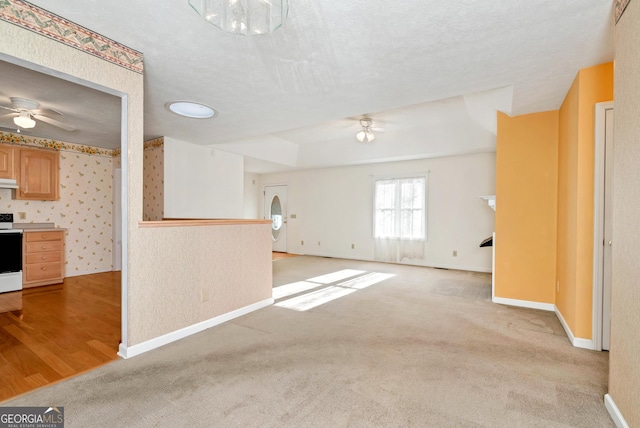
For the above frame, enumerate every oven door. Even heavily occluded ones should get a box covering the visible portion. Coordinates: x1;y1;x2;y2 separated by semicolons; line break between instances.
0;230;23;293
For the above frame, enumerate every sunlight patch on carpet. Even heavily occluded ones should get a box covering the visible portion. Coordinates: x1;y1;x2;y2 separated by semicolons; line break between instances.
274;270;395;311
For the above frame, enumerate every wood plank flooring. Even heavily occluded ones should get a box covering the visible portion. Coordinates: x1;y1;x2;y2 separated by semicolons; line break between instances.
0;271;121;402
272;252;299;261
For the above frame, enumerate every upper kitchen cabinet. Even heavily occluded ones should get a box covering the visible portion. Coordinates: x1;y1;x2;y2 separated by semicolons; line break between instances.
0;143;16;179
16;147;59;201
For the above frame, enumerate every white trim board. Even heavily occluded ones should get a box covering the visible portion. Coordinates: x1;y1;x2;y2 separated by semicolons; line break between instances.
118;298;274;359
491;297;596;350
492;297;555;312
605;394;630;428
554;306;594;350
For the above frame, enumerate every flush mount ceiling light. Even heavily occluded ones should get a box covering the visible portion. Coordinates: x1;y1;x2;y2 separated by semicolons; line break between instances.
166;101;216;119
188;0;289;36
356;118;376;143
13;111;36;129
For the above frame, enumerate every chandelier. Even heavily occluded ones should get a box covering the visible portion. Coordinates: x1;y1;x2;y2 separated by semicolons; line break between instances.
189;0;289;36
356;118;376;143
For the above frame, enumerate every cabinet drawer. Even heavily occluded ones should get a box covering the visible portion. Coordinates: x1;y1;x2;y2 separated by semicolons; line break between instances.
26;252;62;264
26;231;64;242
26;241;62;253
24;261;62;282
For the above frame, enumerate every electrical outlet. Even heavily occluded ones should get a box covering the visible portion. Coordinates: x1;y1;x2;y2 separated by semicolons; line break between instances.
290;214;297;219
556;280;560;292
201;290;209;302
351;244;355;249
18;212;26;220
318;241;321;246
301;240;304;245
452;250;457;257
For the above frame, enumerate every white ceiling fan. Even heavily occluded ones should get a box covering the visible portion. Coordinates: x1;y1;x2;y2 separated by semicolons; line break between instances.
0;97;76;132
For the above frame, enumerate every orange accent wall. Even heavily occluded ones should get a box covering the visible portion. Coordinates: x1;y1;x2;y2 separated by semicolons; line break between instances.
495;111;559;303
556;62;614;339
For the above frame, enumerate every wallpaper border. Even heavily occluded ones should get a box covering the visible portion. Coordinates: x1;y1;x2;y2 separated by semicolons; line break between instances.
144;137;164;150
0;0;144;73
615;0;631;23
1;131;118;157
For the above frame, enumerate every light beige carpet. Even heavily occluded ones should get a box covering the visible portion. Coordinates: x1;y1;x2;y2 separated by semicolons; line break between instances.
3;256;613;427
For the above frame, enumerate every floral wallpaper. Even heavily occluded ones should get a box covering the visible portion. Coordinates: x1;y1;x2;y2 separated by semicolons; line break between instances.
0;151;115;276
0;133;165;276
143;138;164;221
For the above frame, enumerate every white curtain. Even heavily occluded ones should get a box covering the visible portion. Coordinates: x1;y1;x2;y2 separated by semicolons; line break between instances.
374;238;425;263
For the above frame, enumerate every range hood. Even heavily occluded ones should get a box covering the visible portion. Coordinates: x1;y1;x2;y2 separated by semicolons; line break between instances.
0;178;18;189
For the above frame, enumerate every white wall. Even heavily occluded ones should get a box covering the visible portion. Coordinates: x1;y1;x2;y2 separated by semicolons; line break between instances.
258;152;496;272
164;137;244;218
243;173;260;219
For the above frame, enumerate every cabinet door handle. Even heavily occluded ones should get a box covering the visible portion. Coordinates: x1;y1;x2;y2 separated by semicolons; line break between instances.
41;256;47;260
42;235;47;239
41;246;47;249
41;267;47;271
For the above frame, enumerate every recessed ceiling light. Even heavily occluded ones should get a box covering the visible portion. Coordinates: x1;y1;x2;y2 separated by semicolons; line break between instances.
165;101;216;119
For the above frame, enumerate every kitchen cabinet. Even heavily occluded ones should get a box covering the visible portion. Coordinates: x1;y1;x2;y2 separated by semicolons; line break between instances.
0;143;16;179
23;230;65;288
15;147;59;200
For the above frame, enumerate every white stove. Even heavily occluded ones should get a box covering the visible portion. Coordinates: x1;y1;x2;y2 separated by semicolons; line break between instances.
0;213;23;293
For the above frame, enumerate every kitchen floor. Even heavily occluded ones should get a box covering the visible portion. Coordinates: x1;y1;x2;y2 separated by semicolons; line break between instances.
0;271;121;402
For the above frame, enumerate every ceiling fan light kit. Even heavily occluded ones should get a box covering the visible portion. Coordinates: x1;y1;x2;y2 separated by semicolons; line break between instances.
356;118;376;143
189;0;289;36
14;111;36;129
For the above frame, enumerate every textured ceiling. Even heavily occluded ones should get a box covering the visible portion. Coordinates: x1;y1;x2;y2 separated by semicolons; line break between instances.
11;0;614;172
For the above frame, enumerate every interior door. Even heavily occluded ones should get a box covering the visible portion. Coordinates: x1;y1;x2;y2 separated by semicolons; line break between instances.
602;107;614;351
264;185;287;253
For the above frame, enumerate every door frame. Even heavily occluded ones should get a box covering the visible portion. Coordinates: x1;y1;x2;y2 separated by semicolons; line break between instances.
592;101;614;351
263;183;288;252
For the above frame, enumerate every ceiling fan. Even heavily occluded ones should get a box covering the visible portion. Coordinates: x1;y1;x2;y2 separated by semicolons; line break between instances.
0;97;76;132
355;118;384;143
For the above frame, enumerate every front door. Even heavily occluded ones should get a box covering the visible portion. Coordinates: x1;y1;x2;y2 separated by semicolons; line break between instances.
264;185;287;253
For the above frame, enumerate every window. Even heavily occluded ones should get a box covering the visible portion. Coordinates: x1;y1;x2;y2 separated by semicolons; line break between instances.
374;176;426;239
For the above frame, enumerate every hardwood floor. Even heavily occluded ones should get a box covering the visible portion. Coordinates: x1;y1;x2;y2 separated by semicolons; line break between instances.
0;271;121;402
272;252;299;261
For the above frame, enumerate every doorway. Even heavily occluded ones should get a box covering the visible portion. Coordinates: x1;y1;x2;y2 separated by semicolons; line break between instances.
593;101;614;351
264;185;288;253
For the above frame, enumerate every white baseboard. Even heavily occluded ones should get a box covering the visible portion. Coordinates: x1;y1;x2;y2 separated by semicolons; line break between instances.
605;394;630;428
554;306;594;350
492;296;555;311
118;298;274;359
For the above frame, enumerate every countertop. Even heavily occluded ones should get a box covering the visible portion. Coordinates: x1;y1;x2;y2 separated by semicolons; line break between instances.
12;223;67;232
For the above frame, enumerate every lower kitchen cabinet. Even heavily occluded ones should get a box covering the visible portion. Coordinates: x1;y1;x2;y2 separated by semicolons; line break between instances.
23;230;65;288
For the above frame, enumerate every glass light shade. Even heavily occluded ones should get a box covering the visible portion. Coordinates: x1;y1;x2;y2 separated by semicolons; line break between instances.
14;111;35;129
166;101;216;118
356;130;375;143
189;0;289;36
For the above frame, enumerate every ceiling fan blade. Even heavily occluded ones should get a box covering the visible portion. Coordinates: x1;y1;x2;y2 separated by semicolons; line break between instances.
0;105;18;113
33;114;77;131
33;108;63;116
0;112;16;120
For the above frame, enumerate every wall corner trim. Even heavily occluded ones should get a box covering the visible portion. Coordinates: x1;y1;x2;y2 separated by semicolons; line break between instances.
118;298;274;359
492;296;555;312
554;306;595;350
604;394;630;428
